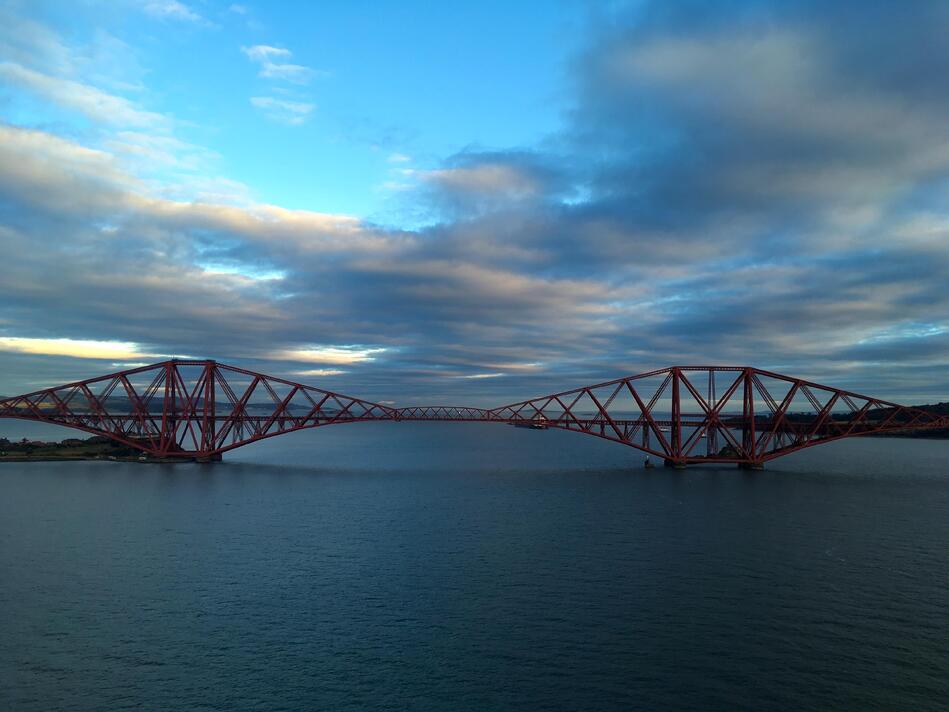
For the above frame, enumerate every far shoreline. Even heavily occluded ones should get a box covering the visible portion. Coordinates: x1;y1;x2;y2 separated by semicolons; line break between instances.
1;428;947;467
0;454;201;464
0;434;216;464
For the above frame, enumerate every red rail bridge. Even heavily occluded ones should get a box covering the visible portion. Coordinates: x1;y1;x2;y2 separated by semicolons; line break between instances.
1;360;945;467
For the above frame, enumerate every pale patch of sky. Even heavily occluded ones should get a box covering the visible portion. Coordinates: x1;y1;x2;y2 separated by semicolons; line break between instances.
276;347;389;366
0;337;158;361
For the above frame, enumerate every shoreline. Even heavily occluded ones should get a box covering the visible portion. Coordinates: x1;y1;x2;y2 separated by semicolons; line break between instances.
0;454;207;464
2;426;947;466
0;434;219;464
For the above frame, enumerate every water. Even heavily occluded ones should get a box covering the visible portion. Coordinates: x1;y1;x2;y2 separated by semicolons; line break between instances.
1;422;947;711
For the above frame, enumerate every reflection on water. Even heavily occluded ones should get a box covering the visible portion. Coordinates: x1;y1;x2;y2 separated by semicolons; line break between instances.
1;422;948;711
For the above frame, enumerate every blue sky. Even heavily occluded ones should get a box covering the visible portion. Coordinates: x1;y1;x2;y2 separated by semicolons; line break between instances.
2;0;949;405
18;1;583;222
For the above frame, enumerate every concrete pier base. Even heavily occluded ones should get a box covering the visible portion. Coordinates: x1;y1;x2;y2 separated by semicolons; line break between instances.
663;458;687;470
195;453;223;463
738;462;764;470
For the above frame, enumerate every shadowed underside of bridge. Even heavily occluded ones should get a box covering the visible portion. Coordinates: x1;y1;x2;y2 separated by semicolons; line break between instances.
1;360;946;467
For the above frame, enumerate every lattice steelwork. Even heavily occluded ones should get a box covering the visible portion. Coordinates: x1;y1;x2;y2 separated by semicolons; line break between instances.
394;406;494;420
1;361;945;465
487;366;947;466
0;360;394;459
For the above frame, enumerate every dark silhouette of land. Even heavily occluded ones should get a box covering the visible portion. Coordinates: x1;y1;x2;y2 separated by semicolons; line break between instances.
0;435;174;462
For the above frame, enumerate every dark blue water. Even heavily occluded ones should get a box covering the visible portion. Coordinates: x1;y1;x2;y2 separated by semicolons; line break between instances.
1;422;948;710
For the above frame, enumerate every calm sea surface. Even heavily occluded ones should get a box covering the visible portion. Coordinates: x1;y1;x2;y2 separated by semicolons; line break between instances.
1;421;947;711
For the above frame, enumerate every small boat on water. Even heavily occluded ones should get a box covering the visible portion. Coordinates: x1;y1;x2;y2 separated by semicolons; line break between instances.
513;421;548;430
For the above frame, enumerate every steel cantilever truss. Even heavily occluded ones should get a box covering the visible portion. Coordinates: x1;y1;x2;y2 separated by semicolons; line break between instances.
0;360;394;459
486;366;947;465
1;361;945;464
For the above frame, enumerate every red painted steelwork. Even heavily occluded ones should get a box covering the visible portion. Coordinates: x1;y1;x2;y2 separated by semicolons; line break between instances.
0;360;394;458
1;361;945;464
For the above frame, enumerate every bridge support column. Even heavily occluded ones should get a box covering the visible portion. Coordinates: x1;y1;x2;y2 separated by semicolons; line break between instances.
738;462;764;471
196;453;223;463
663;458;687;470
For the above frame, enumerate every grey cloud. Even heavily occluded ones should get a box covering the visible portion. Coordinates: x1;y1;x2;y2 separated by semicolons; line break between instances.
572;3;949;240
0;124;622;402
420;150;574;217
3;2;949;406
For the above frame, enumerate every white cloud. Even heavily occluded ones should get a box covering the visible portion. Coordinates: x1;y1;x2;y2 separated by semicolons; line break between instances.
0;124;378;255
242;44;320;85
242;45;291;62
490;362;542;371
250;96;314;125
0;62;168;129
259;62;318;84
143;1;202;23
242;44;321;124
0;11;75;77
293;369;348;377
105;131;218;170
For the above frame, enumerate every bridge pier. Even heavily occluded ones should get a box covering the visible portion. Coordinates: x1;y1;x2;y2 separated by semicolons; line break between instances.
738;462;764;471
663;458;687;470
195;453;223;463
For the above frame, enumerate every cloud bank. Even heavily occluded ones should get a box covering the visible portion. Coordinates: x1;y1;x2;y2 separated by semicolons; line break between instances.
2;1;949;405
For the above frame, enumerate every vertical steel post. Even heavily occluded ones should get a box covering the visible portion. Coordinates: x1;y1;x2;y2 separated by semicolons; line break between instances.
707;369;717;457
743;368;756;464
201;361;216;456
160;361;175;455
671;368;681;462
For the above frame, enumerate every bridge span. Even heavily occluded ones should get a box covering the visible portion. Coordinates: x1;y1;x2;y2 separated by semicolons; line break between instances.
1;360;945;468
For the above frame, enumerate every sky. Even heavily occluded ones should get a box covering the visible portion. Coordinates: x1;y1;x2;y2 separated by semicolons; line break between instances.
1;0;949;406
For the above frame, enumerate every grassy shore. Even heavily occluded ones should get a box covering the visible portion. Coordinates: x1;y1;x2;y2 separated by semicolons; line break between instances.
0;436;192;463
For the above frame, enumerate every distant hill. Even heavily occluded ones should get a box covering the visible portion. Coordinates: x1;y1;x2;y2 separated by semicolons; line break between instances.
865;402;949;438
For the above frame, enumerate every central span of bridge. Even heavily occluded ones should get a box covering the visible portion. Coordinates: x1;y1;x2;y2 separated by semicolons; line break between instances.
1;360;945;468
